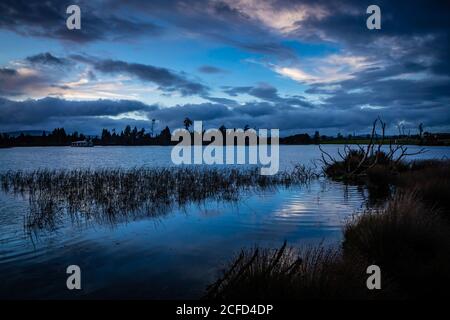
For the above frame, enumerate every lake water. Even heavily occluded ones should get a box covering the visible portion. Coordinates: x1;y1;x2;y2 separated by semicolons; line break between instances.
0;145;448;299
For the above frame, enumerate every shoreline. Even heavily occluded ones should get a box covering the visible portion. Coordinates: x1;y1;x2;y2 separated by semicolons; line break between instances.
2;142;450;148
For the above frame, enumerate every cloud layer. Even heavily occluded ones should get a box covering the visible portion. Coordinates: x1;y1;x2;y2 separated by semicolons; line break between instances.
2;96;448;136
0;0;449;134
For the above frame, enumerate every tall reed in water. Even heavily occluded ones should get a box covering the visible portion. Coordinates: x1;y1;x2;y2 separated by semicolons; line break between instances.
0;166;317;229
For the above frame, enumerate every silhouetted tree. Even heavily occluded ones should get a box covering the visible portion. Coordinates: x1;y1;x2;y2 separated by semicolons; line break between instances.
184;117;193;131
124;125;131;137
158;126;172;145
2;123;446;147
101;129;111;145
313;131;320;144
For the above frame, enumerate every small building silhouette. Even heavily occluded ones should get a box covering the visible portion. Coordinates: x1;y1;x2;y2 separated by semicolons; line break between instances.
71;140;93;147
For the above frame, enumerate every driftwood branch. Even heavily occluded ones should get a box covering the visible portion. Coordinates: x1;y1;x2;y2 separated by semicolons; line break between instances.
320;117;427;179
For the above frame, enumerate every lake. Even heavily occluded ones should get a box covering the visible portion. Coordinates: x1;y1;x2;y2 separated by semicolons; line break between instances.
0;145;448;299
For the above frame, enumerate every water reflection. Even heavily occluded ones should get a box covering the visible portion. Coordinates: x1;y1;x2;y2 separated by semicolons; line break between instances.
0;145;447;298
0;167;314;232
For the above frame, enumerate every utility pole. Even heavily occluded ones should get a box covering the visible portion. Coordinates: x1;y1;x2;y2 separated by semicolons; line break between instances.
151;119;156;137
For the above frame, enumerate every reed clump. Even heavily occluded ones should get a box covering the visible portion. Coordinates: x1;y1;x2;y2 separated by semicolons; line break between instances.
0;166;317;230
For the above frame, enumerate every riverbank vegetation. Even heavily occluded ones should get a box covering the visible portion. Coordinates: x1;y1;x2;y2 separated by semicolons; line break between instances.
320;118;427;182
1;122;449;147
206;159;450;299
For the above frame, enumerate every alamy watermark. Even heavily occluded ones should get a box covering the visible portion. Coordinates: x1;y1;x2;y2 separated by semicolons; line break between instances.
366;265;381;290
66;265;81;290
170;121;279;175
366;5;381;30
66;5;81;30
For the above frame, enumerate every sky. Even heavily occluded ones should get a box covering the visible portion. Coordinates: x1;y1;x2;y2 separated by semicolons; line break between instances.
0;0;449;136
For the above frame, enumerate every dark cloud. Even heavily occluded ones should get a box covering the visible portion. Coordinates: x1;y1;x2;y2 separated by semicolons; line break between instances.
147;99;449;136
112;0;299;61
0;97;155;131
87;70;97;81
293;0;450;77
0;53;73;96
198;65;226;74
239;85;280;101
151;103;233;124
26;52;69;65
223;84;313;108
2;96;447;136
222;86;252;97
87;58;209;96
0;68;17;77
235;102;277;117
305;58;450;117
203;96;238;105
0;1;449;133
278;0;450;130
0;0;295;59
0;0;163;43
0;67;48;96
207;33;298;61
1;53;209;98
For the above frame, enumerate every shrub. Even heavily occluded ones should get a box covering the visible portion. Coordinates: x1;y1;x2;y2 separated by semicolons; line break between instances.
343;193;450;298
396;160;450;215
205;242;388;300
205;161;450;300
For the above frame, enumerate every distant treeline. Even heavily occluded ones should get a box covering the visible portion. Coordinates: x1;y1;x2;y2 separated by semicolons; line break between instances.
1;125;449;147
0;126;173;147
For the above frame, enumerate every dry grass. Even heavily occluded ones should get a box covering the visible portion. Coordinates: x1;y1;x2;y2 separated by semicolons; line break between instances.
396;160;450;214
206;161;450;299
343;193;450;298
204;241;394;300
